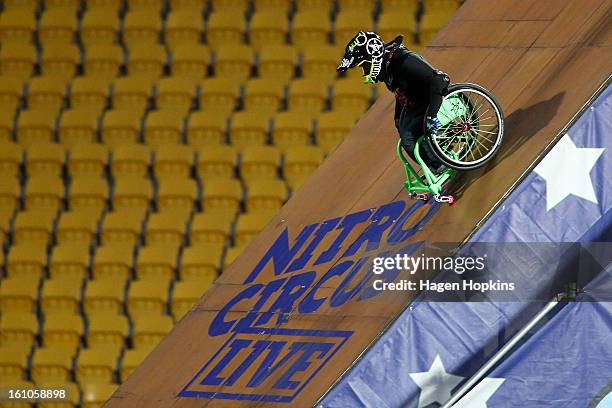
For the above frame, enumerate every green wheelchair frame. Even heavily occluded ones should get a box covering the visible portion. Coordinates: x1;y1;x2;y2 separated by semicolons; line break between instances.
397;93;470;200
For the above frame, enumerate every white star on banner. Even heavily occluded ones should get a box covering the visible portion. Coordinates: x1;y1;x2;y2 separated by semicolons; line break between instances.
534;134;605;211
452;377;505;408
409;355;464;408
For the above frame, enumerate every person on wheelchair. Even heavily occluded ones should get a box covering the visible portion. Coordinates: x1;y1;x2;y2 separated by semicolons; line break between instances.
337;31;450;174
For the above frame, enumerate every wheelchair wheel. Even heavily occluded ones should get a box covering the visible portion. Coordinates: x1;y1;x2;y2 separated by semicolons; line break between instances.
426;83;504;170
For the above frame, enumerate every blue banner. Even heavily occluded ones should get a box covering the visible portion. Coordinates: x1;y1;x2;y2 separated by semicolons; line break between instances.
320;85;611;407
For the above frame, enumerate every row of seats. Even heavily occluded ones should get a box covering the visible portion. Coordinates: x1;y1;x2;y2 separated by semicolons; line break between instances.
0;6;453;50
1;275;213;320
1;205;278;249
0;377;115;407
1;75;372;115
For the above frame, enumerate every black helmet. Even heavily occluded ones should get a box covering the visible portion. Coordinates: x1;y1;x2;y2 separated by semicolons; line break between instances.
337;31;386;84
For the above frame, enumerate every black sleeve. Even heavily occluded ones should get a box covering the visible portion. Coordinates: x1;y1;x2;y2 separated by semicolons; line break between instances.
394;98;402;129
398;54;448;118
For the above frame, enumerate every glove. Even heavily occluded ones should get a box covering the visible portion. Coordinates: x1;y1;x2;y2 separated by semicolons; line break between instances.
426;116;441;133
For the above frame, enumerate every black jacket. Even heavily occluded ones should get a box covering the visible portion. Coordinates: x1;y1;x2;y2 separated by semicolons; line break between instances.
379;45;450;125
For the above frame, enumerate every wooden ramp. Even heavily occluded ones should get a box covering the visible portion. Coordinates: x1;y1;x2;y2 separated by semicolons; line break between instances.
107;0;611;406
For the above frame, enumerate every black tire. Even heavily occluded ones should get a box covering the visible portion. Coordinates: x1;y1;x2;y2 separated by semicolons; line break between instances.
426;83;504;170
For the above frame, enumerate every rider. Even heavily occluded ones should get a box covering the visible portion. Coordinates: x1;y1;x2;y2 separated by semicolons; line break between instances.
337;31;450;173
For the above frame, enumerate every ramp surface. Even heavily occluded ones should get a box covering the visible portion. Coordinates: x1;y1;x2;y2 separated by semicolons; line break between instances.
107;0;612;406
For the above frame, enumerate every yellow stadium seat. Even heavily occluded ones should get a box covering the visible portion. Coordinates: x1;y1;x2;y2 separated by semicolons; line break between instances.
206;12;244;50
249;11;287;51
76;346;120;384
112;177;152;212
243;78;285;114
230;112;269;148
144;110;185;147
37;381;80;408
0;346;30;383
92;243;135;281
84;278;126;314
224;244;245;267
128;280;169;318
254;0;290;12
316;111;358;152
82;382;118;408
26;142;65;177
17;108;58;146
301;44;342;84
171;280;212;319
381;0;419;11
146;211;188;245
112;76;153;113
56;210;100;245
180;243;223;281
287;79;328;117
100;209;144;246
2;0;37;12
378;11;418;41
38;8;77;45
245;179;287;211
189;212;232;244
283;145;324;189
102;110;142;146
59;109;101;147
42;312;83;354
111;144;151;178
153;144;194;179
0;278;37;314
292;10;330;51
334;11;374;46
202;178;242;213
31;347;73;383
0;75;24;114
0;208;14;245
156;77;197;113
196;144;236;178
24;94;62;128
337;0;376;11
240;145;280;181
49;243;90;281
295;0;332;11
24;174;64;212
235;210;276;246
420;8;456;44
165;11;202;50
0;312;37;352
0;9;35;43
0;42;36;81
128;0;163;11
199;77;240;114
13;209;55;245
86;0;122;10
83;43;123;80
88;313;129;350
272;111;312;149
120;347;152;382
136;243;179;282
258;44;296;82
214;44;254;82
68;143;109;178
0;177;20;213
45;0;80;10
157;177;198;214
0;141;22;177
127;43;166;82
170;44;210;82
70;76;110;111
69;176;108;214
332;78;372;111
41;278;83;315
210;0;248;11
187;110;228;146
81;9;119;45
0;111;14;143
132;313;173;348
